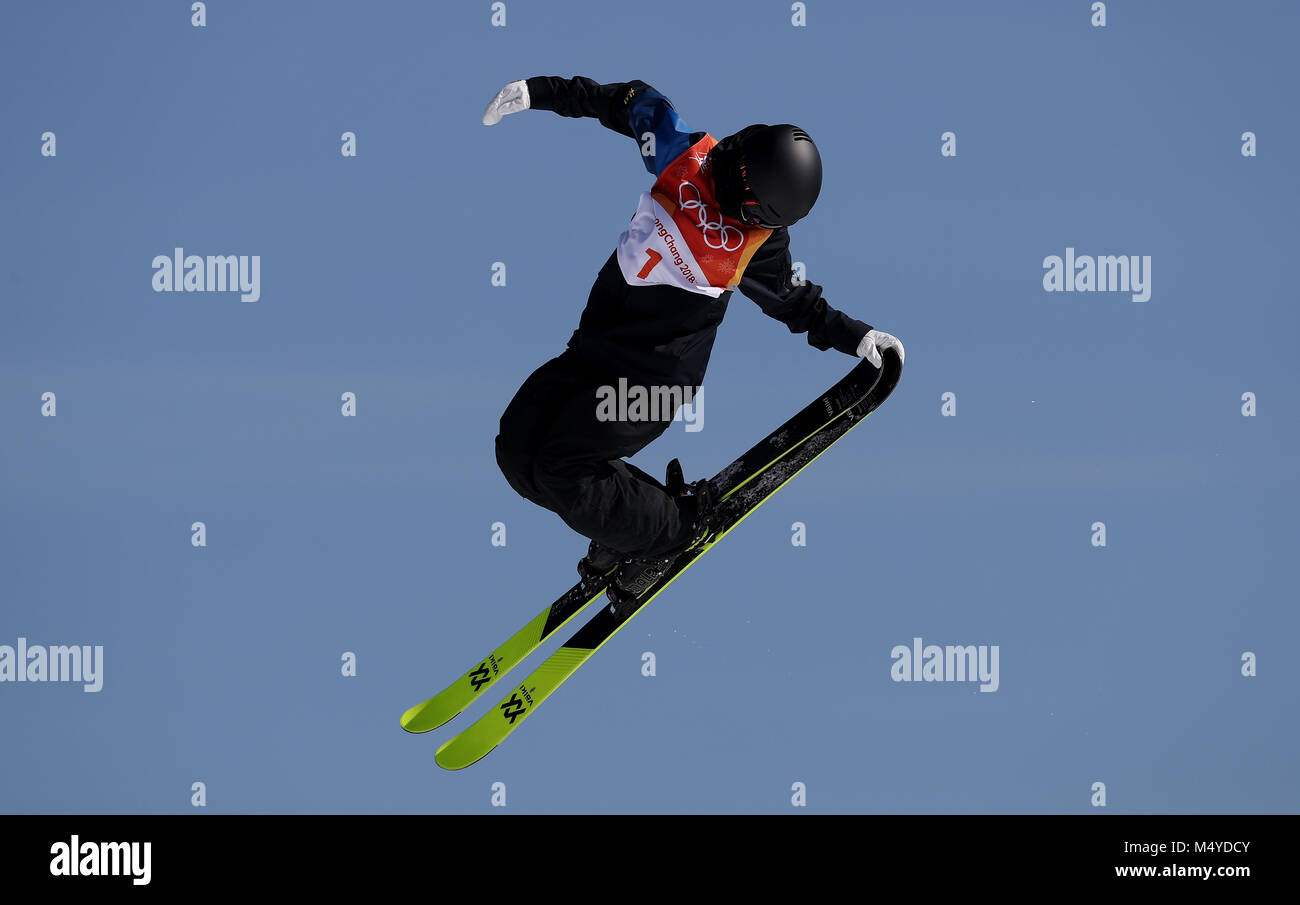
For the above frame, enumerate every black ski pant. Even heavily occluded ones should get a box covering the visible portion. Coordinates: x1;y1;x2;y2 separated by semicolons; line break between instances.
495;348;690;558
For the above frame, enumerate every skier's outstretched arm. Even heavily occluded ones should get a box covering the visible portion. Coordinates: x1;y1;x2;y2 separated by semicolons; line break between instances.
482;76;695;175
740;228;905;367
736;227;877;354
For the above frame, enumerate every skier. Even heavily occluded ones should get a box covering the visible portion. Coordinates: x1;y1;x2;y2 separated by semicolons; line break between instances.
482;76;904;603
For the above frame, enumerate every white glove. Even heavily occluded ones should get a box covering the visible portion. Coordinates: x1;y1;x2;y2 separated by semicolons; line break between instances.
856;329;905;368
481;80;531;126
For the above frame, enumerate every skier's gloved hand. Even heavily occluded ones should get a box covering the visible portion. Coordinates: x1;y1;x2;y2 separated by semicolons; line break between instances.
481;80;531;125
856;329;905;368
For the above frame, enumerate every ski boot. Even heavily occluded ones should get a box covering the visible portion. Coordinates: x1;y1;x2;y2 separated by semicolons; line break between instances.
606;473;717;610
577;539;622;591
578;458;687;589
663;456;687;497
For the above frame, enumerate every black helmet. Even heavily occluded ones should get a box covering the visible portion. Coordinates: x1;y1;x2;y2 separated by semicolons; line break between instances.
708;124;822;228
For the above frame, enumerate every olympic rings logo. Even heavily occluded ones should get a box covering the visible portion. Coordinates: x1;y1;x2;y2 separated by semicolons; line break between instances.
678;181;743;251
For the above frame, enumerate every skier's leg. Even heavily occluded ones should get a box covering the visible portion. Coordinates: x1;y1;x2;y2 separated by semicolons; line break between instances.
620;461;668;493
497;349;695;558
531;387;692;558
495;352;594;509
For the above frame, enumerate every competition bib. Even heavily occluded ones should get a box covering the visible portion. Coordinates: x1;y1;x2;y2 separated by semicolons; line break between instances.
616;135;771;296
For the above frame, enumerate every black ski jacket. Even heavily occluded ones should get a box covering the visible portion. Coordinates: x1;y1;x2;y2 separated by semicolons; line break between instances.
526;75;872;387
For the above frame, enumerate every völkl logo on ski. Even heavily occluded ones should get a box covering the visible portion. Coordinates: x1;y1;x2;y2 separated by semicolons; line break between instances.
468;663;492;691
500;686;535;725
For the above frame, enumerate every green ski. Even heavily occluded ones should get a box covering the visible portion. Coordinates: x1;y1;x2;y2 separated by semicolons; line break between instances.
400;578;612;733
433;349;903;769
400;354;879;734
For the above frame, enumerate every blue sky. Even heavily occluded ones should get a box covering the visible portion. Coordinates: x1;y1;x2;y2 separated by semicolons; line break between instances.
1;0;1296;813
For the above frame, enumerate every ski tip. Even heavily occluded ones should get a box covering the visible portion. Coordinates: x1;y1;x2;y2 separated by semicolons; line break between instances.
400;708;461;734
435;744;495;771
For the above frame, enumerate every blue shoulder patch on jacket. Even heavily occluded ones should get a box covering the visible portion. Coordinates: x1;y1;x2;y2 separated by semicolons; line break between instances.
627;89;695;176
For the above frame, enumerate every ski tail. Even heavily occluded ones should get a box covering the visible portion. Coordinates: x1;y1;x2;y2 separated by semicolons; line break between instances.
399;575;611;733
